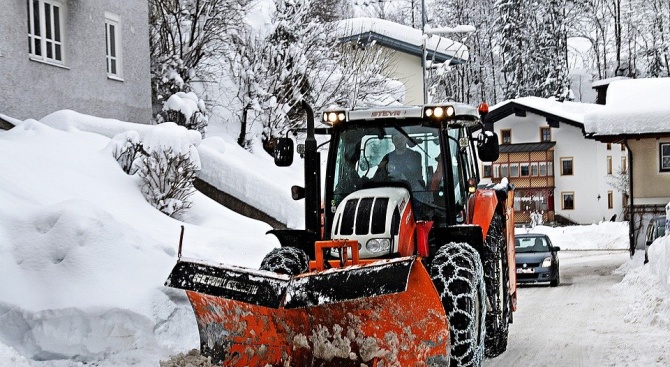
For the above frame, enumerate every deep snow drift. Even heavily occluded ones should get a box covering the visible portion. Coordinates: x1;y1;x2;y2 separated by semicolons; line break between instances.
1;112;669;366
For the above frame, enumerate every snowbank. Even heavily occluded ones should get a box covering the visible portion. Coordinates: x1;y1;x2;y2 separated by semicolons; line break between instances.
614;236;670;331
0;115;280;366
520;221;629;250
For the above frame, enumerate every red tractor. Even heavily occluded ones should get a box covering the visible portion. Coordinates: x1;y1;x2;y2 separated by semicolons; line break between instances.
166;102;516;366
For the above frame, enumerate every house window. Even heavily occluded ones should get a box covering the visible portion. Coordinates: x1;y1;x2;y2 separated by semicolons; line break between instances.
561;192;575;210
607;156;612;175
501;129;511;145
509;163;519;177
660;143;670;172
539;162;547;176
483;164;492;178
540;127;551;142
621;156;627;174
560;157;573;176
105;13;122;78
530;162;539;176
607;191;613;209
520;163;530;177
493;164;501;178
606;143;612;150
501;164;509;178
27;0;64;64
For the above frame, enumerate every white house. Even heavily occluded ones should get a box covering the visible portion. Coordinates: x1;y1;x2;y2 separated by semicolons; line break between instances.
0;0;152;123
336;18;469;105
480;97;627;225
584;77;670;252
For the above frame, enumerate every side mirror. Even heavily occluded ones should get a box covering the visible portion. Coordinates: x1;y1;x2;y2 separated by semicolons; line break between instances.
274;138;294;167
553;246;561;251
477;131;499;162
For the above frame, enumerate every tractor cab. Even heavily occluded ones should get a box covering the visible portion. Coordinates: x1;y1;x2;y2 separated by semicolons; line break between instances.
320;104;497;236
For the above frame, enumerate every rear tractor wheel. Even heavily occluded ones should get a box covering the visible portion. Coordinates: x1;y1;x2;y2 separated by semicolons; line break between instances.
430;242;486;367
259;247;309;276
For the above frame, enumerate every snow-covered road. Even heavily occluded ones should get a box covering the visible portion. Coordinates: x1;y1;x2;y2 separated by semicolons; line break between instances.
485;250;670;367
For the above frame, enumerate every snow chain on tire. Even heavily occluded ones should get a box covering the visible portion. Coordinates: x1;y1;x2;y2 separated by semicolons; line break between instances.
430;242;486;367
483;212;511;358
259;247;310;275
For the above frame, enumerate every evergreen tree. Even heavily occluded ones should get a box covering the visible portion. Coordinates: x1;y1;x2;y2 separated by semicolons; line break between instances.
496;0;527;99
532;0;571;100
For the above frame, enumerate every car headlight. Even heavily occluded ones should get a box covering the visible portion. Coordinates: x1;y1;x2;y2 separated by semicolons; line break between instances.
366;239;391;253
541;257;552;268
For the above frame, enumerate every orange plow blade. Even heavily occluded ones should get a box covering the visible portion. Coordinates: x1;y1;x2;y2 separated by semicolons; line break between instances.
166;257;450;366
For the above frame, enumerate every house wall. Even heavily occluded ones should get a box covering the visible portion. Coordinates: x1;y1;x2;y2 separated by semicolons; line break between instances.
0;0;151;123
482;113;626;224
389;51;423;105
628;138;670;204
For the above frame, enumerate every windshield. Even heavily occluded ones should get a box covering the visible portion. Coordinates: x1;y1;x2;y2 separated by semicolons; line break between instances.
331;123;472;222
515;236;549;253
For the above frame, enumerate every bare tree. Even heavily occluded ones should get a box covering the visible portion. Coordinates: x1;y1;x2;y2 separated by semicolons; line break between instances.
149;0;246;120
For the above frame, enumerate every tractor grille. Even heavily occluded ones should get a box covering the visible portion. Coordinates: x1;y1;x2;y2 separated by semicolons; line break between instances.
337;197;389;236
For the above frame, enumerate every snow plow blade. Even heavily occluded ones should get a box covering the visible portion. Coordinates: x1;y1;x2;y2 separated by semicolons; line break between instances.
165;257;450;366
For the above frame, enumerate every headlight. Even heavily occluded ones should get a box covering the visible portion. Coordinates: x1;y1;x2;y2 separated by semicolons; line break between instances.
541;257;552;268
366;239;391;253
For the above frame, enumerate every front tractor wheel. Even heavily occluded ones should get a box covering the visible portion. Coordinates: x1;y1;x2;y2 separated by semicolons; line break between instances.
483;212;511;358
259;247;309;275
430;242;486;367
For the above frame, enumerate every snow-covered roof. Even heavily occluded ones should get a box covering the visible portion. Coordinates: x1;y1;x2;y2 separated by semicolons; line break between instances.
590;76;630;88
335;17;469;64
488;96;604;129
584;78;670;137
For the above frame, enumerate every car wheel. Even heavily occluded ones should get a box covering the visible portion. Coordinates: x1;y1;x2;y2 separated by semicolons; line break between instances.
259;247;310;275
430;242;486;367
550;267;560;287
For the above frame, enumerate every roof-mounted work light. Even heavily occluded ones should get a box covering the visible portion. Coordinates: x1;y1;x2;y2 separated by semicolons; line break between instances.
424;105;456;122
322;110;347;126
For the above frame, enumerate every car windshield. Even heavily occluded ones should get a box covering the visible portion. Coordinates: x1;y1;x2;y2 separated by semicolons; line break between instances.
515;236;549;253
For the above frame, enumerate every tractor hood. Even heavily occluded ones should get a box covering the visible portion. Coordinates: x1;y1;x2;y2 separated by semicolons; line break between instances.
331;187;416;258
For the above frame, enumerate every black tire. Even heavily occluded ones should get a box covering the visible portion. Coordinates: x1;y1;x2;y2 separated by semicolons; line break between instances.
550;267;560;287
259;247;309;275
430;242;486;367
483;212;510;358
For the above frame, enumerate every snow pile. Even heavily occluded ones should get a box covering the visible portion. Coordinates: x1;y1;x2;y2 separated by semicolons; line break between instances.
614;236;670;331
521;221;629;250
0;114;281;366
197;135;304;228
40;109;154;138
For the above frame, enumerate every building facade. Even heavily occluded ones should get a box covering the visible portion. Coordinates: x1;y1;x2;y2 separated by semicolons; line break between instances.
584;77;670;251
0;0;151;122
336;18;468;105
481;97;626;225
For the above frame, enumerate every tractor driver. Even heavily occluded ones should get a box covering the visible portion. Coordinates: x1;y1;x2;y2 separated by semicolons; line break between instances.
374;133;424;190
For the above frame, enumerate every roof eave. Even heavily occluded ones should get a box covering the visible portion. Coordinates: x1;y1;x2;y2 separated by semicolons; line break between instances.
486;101;584;130
338;32;466;65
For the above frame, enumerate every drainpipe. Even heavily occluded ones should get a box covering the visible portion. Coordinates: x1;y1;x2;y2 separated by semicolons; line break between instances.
624;138;634;257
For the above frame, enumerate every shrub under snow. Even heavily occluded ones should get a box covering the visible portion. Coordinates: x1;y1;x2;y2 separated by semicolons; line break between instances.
108;122;202;218
162;91;208;138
